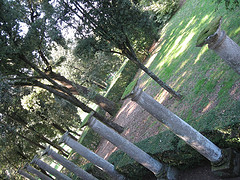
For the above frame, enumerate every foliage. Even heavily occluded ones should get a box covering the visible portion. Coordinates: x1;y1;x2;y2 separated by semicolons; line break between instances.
21;88;81;130
107;0;240;177
70;38;122;87
136;0;180;28
106;61;139;103
59;0;158;61
80;128;101;151
81;163;110;180
213;0;240;9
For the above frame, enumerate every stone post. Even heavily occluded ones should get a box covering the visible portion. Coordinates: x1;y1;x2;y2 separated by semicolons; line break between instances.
59;132;126;180
31;156;71;180
122;81;240;177
18;169;37;180
42;146;98;180
24;163;52;180
196;17;240;75
87;117;171;179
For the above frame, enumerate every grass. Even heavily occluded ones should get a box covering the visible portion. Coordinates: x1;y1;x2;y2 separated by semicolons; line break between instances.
66;0;240;178
137;0;240;130
108;0;240;177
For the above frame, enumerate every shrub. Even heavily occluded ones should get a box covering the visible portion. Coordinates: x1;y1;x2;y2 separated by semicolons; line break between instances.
213;0;240;9
136;0;180;29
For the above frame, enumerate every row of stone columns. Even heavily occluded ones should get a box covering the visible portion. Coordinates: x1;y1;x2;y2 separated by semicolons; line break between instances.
23;163;52;180
122;81;240;177
43;146;98;180
18;89;239;179
19;122;177;180
18;133;127;179
59;132;126;180
19;148;98;180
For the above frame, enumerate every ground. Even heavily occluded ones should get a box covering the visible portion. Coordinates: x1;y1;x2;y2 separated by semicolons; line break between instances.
94;36;240;180
94;0;240;179
95;83;239;180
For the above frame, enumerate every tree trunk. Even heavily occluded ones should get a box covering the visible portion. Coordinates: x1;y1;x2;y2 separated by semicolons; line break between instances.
16;132;46;150
34;81;124;133
86;79;108;89
37;134;69;157
65;127;81;136
49;72;117;115
123;40;183;100
18;55;123;133
7;114;69;157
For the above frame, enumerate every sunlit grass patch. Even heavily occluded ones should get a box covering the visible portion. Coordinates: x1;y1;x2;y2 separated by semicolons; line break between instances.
136;0;240;130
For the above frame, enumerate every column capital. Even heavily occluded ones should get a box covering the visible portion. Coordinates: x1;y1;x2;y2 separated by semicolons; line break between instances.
59;131;70;144
131;86;143;102
23;163;28;169
196;16;223;47
88;115;97;127
31;155;40;164
121;79;143;101
42;146;53;156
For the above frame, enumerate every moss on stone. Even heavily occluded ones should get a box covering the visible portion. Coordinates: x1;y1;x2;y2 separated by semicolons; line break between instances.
196;16;222;47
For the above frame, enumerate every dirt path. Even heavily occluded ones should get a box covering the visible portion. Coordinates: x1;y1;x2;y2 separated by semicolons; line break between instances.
94;1;240;179
94;84;240;180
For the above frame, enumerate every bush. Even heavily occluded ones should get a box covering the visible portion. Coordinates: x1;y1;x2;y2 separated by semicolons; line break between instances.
137;0;180;29
106;61;139;104
213;0;240;9
80;128;101;151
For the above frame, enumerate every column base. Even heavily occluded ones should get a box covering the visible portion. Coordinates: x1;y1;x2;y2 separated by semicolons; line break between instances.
211;148;240;178
156;165;179;180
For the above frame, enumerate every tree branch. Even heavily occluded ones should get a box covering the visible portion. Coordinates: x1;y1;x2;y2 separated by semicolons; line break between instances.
38;50;52;72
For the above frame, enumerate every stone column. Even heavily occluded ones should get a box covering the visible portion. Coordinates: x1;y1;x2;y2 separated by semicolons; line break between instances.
31;156;71;180
42;146;98;180
59;132;126;180
87;117;165;178
123;83;240;177
18;169;37;180
196;17;240;75
24;163;52;180
130;86;223;163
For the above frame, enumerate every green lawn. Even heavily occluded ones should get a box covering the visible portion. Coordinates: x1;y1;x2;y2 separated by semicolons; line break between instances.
68;0;240;178
137;0;240;132
107;1;240;176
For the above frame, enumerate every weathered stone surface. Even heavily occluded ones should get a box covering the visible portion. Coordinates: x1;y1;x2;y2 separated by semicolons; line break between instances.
43;146;98;180
196;17;240;75
24;163;52;180
129;86;222;163
31;156;71;180
59;132;125;180
18;169;37;180
88;116;165;177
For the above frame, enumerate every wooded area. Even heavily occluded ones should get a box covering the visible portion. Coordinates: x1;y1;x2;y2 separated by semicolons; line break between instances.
0;0;239;179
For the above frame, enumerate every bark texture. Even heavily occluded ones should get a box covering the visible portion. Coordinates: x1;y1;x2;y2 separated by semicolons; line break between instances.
49;72;118;115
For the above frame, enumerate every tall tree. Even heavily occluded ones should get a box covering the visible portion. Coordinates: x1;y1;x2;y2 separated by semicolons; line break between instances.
59;0;182;99
0;0;123;132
